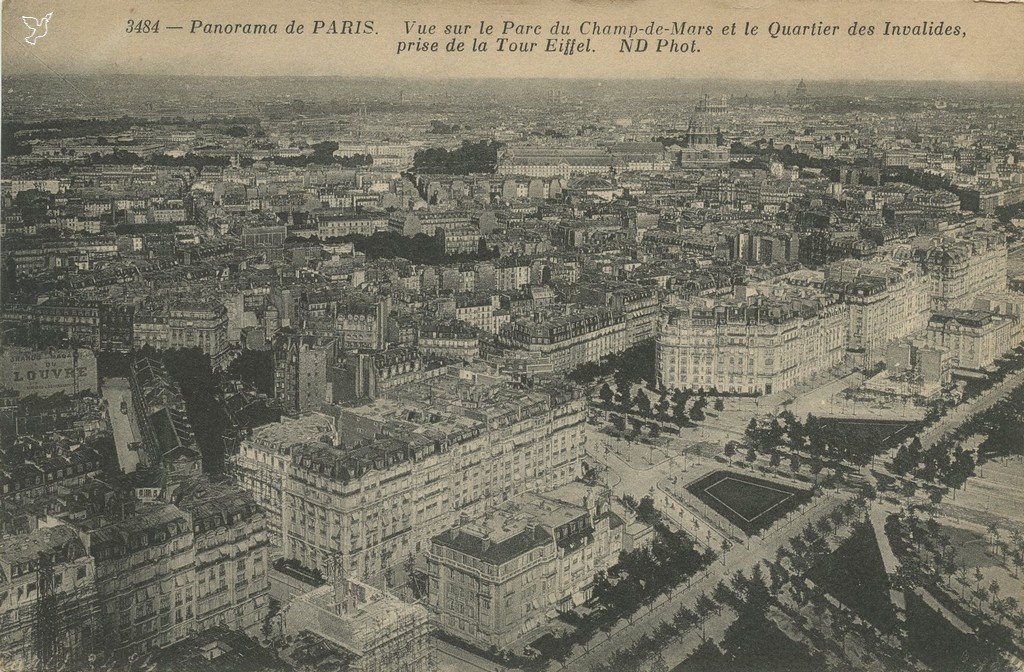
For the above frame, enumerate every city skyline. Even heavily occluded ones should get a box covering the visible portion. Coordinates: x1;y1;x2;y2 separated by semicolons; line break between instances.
3;2;1024;672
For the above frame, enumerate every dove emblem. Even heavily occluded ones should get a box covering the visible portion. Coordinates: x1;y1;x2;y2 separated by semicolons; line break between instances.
23;12;53;45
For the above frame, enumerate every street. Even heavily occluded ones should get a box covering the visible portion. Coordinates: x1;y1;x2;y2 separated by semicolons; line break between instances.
101;377;142;473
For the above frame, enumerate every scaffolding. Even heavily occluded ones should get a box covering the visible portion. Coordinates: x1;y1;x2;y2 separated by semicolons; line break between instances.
34;552;60;671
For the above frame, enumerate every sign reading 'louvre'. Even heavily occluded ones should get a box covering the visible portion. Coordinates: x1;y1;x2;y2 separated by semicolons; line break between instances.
0;348;99;396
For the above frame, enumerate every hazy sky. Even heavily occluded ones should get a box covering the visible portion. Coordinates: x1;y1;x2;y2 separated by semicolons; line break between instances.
3;0;1023;81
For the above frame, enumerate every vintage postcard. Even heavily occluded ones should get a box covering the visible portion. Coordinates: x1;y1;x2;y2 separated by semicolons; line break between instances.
2;1;1024;671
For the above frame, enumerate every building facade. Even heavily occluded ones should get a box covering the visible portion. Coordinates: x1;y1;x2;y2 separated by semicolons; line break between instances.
233;372;585;584
657;291;847;395
427;483;622;650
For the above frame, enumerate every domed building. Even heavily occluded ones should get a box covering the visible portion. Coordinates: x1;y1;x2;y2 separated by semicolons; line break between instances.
677;93;731;169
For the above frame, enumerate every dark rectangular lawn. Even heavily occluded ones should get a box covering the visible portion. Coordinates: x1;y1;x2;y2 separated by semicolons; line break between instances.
686;470;810;535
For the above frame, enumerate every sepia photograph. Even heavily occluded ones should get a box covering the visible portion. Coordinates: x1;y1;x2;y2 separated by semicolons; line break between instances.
2;0;1024;670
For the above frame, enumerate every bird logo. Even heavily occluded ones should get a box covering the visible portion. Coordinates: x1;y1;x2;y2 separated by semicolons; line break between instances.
22;12;53;45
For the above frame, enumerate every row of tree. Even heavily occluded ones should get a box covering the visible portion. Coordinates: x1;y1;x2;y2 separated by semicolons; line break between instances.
599;382;719;425
891;435;976;489
744;410;898;470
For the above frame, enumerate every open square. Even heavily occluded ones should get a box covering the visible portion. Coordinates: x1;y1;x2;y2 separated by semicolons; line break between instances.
686;470;810;535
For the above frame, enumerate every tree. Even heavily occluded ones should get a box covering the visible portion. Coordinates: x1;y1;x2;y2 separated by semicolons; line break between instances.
413;139;501;174
695;593;717;620
901;480;918;499
159;347;230;474
770;450;782;468
745;417;760;444
725;441;737;460
767;416;784;449
713;397;725;412
655;393;671;417
629;417;644;437
1004;596;1019;621
988;521;1001;551
591;570;613;604
713;580;733;609
225;349;274;395
635;496;658;524
617;380;633;410
673;605;696;629
746;445;757;464
788;415;806;451
648;423;661;440
955;566;970;598
892;444;914;476
790;452;801;474
989;579;1002;603
689;398;706;422
611;415;626;432
599;383;614;407
635;390;652;417
673;398;689;426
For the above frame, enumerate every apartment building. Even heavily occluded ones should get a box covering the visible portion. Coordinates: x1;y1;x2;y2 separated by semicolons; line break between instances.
333;141;417;167
0;482;272;670
879;233;1008;311
577;283;660;346
389;210;471;237
231;413;338;545
498;308;629;374
132;301;230;363
316;212;389;239
924;309;1020;372
495;260;532;292
436;225;480;255
657;289;847;395
497;146;617;179
427;483;622;650
340;346;447;401
85;503;197;659
233;371;585;584
416;323;480;361
334;299;388;351
824;259;931;361
273;333;337;413
453;295;509;334
173;481;271;634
